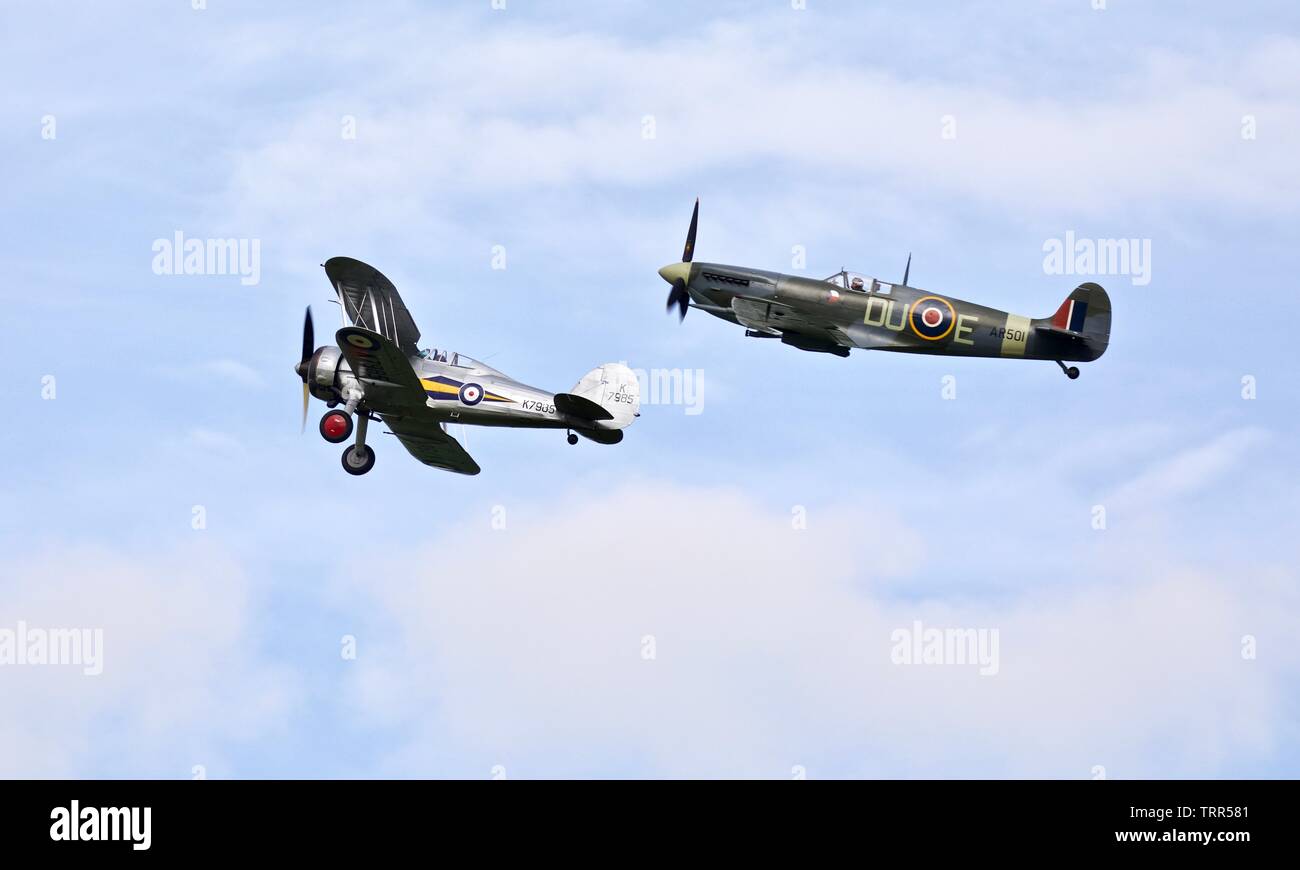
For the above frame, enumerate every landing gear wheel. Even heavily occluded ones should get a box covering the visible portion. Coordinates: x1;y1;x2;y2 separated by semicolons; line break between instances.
341;444;376;475
1055;360;1081;380
320;411;353;443
567;432;579;445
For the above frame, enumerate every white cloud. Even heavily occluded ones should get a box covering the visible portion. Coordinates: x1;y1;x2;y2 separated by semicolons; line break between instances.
215;16;1300;249
1107;426;1269;509
0;544;297;777
340;479;1298;777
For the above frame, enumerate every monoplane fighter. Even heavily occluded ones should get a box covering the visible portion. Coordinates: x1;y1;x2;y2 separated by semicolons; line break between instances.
659;200;1110;378
296;257;639;475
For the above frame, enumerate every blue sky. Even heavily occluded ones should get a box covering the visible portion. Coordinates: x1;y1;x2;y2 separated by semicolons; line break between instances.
2;0;1298;778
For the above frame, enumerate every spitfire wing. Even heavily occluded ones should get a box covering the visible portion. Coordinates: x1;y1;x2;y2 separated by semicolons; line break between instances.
325;257;422;357
381;411;481;475
730;296;852;347
335;326;427;412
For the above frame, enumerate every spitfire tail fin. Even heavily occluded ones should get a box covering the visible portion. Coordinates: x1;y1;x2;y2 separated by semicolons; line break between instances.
1043;282;1110;359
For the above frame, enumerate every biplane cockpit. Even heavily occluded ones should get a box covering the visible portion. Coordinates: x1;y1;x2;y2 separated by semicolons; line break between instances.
418;349;505;377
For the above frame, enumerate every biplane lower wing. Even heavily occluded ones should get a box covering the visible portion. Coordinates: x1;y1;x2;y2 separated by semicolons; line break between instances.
381;412;481;476
334;327;427;411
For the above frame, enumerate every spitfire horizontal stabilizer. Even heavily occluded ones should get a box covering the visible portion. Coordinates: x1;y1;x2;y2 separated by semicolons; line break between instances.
1034;324;1088;339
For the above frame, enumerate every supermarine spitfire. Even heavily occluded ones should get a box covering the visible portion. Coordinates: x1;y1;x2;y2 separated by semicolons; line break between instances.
296;257;639;475
659;200;1110;378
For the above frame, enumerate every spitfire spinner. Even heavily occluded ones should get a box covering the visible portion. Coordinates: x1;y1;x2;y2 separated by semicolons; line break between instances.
659;200;1110;378
296;257;639;476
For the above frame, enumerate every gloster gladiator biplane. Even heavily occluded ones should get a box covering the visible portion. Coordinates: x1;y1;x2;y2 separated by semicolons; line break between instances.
295;257;639;476
659;200;1111;378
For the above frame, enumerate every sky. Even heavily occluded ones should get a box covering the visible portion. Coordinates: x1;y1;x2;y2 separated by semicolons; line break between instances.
1;0;1298;778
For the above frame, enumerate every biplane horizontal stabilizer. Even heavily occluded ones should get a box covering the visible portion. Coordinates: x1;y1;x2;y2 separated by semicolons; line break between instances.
554;392;614;421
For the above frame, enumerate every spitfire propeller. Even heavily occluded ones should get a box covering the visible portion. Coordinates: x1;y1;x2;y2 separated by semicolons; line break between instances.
660;197;698;322
295;306;314;432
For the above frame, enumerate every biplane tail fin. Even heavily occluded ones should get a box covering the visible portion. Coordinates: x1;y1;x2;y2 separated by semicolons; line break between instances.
1037;282;1111;359
556;363;640;430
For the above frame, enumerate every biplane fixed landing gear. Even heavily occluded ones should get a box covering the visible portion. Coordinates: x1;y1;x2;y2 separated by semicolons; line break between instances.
341;412;376;475
342;445;375;475
567;431;579;446
322;392;362;444
1055;360;1080;380
319;410;353;443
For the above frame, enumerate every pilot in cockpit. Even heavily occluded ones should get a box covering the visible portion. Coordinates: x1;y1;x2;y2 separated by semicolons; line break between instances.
850;276;865;292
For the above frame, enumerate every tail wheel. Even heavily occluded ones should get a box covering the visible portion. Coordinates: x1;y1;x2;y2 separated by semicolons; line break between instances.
320;411;353;443
1066;366;1080;380
567;431;579;445
341;444;376;475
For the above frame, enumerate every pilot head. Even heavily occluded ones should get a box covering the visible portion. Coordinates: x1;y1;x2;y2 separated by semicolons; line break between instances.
850;277;864;291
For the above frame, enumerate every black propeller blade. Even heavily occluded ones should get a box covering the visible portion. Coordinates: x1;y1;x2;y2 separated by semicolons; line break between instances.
662;198;699;320
297;306;314;432
682;197;699;263
666;279;689;322
300;305;314;375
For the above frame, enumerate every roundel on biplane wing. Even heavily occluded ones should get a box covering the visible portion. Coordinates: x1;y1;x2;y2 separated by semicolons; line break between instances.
908;296;956;341
345;332;378;350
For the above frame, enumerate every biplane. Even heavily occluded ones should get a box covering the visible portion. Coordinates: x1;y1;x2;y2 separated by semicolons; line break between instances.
296;258;639;475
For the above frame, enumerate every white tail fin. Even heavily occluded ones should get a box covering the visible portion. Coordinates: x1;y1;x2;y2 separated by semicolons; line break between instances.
565;363;640;430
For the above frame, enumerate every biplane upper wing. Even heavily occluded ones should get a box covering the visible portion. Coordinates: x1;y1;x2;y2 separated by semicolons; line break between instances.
381;411;481;475
730;296;852;347
334;326;427;412
324;257;422;358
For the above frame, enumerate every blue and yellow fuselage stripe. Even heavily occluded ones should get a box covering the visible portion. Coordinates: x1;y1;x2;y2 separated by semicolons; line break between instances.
419;376;512;403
